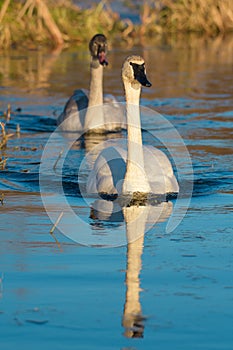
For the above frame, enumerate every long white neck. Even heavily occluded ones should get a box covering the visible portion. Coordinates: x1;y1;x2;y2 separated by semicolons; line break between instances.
84;62;104;131
122;81;151;194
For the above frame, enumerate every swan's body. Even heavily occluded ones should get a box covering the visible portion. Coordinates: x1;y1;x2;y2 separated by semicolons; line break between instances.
87;55;179;196
87;142;178;195
57;34;124;133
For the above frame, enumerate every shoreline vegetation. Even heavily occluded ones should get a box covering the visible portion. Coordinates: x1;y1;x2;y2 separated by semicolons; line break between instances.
0;0;233;50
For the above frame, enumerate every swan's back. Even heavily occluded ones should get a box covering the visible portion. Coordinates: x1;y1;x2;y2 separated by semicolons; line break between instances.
87;143;178;196
87;145;127;194
57;89;88;131
143;146;179;194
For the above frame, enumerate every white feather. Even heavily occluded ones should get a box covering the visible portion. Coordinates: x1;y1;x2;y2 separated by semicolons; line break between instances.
87;55;179;196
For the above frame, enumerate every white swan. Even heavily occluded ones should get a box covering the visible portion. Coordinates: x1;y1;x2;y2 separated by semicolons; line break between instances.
57;34;124;133
87;55;179;197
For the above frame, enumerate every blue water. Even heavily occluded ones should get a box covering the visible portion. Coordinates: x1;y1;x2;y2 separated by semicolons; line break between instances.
0;36;233;349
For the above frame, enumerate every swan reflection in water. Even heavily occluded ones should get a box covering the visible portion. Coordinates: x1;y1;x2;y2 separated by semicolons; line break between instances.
90;199;173;338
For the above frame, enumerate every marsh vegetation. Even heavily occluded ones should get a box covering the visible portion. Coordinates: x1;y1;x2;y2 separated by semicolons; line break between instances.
0;0;233;49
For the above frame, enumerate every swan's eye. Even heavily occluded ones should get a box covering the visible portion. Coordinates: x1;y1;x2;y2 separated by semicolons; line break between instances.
130;62;146;76
89;35;107;59
138;63;145;71
129;62;151;86
92;42;98;50
101;44;107;52
130;62;145;70
95;41;107;53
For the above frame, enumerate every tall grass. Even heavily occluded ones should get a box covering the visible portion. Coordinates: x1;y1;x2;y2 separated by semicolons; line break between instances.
140;0;233;36
0;0;126;49
51;1;124;43
0;0;233;49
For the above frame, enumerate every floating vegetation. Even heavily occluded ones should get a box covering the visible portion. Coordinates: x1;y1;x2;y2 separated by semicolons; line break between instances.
50;212;63;251
50;212;64;235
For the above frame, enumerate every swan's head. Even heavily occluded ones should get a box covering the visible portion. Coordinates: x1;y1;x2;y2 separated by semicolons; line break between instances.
122;56;152;88
89;34;108;66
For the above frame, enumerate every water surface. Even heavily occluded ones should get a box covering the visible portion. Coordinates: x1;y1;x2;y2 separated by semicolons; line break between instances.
0;35;233;349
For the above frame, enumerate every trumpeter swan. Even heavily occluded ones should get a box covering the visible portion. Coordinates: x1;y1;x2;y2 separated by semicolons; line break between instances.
87;55;179;197
57;34;124;133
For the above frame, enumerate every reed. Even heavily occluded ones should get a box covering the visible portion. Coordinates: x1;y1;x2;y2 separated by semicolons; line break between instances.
0;157;7;170
139;0;233;36
0;0;126;49
0;192;4;205
53;149;64;171
0;122;7;149
50;211;64;251
0;1;232;49
0;111;14;150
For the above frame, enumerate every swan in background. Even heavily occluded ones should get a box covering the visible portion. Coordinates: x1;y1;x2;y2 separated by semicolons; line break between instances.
57;34;124;133
87;55;179;197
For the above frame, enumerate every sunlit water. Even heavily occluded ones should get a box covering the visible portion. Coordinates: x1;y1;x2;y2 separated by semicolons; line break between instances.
0;35;233;349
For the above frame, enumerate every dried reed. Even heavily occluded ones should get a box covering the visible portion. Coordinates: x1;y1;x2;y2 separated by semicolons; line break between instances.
0;1;232;49
0;0;126;49
140;0;233;36
0;157;7;170
0;121;14;149
50;211;64;251
0;122;7;149
0;192;4;205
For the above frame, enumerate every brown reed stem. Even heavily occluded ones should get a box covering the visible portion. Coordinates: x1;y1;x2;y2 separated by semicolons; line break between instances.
35;0;64;46
0;0;11;24
53;149;64;171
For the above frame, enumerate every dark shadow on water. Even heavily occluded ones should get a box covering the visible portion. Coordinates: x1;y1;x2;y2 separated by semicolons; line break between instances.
5;113;57;132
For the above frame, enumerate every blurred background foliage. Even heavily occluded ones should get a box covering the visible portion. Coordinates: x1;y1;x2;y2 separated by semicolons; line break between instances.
0;0;233;49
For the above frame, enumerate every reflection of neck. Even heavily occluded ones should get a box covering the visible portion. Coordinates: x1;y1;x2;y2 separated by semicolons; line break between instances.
123;235;144;337
122;80;151;194
84;62;104;131
122;205;149;338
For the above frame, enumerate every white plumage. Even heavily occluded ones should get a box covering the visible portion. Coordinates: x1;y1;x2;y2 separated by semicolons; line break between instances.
87;55;179;196
57;34;124;133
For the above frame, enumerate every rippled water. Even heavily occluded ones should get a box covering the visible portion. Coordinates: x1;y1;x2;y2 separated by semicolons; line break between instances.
0;35;233;349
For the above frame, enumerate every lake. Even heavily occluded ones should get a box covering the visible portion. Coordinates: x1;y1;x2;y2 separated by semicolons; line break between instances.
0;34;233;349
